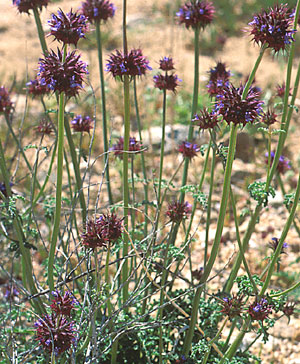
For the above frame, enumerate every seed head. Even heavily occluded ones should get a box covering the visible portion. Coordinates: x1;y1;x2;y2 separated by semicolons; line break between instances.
153;74;181;93
178;141;200;159
35;314;76;355
215;83;263;126
166;201;192;223
220;295;244;319
111;136;142;159
50;291;77;317
48;9;88;46
81;0;116;24
106;49;151;81
248;4;296;53
265;151;291;174
248;298;272;321
13;0;49;14
26;78;50;97
193;108;219;130
71;115;93;133
0;86;13;115
36;120;54;135
207;61;231;97
37;48;88;97
159;56;175;71
176;0;215;30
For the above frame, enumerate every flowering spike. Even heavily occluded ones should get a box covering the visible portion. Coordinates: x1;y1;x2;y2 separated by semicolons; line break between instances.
36;120;54;135
159;56;175;71
193;108;219;130
153;74;181;93
176;0;215;30
262;109;278;126
178;141;200;159
13;0;49;14
166;201;192;223
26;78;50;97
50;291;77;317
37;48;88;97
220;295;244;319
248;298;272;321
248;4;296;53
71;115;93;133
81;0;116;24
48;9;88;46
106;49;151;81
206;61;231;97
111;136;142;159
0;86;13;115
215;83;263;126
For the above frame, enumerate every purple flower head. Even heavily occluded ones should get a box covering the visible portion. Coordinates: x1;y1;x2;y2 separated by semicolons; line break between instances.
3;284;19;300
276;82;291;98
265;151;291;174
48;9;88;46
0;182;13;199
111;136;142;159
13;0;49;14
192;267;204;281
71;115;93;133
26;78;50;97
166;201;192;223
81;213;123;249
207;61;231;97
35;314;76;355
220;294;244;319
159;56;175;71
248;4;296;53
36;120;54;135
81;0;115;24
262;109;278;126
106;49;151;81
178;141;200;159
37;48;88;98
176;0;215;30
153;74;181;93
193;108;219;130
0;86;13;115
269;237;288;255
215;83;263;126
50;291;77;317
248;298;272;321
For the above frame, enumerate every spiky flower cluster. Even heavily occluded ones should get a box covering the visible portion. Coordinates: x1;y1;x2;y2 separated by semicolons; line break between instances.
248;298;272;321
71;115;93;133
269;237;288;254
0;87;13;115
265;151;291;174
166;201;192;223
153;74;181;93
48;9;88;46
81;213;123;249
26;78;50;97
111;136;142;159
35;314;76;355
106;49;151;80
262;109;278;126
50;291;78;317
248;4;296;53
215;84;263;126
178;141;200;159
37;48;88;97
81;0;115;24
220;295;244;319
176;0;215;30
36;120;54;135
206;62;231;97
282;301;297;319
13;0;49;14
159;56;175;71
193;108;219;130
275;82;291;98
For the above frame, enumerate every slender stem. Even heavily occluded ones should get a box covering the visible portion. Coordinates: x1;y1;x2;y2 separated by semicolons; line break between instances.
96;21;113;205
94;248;100;293
130;156;136;235
270;280;300;297
64;117;87;224
157;88;167;205
133;77;148;236
48;81;66;293
33;7;48;55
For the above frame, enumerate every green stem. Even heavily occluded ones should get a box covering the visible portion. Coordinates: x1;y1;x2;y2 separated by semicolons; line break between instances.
133;77;149;236
48;86;65;294
33;7;48;55
157;88;167;205
270;280;300;297
96;21;113;205
64;117;87;224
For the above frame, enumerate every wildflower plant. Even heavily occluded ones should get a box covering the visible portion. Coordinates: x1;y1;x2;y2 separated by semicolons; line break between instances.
2;0;300;363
